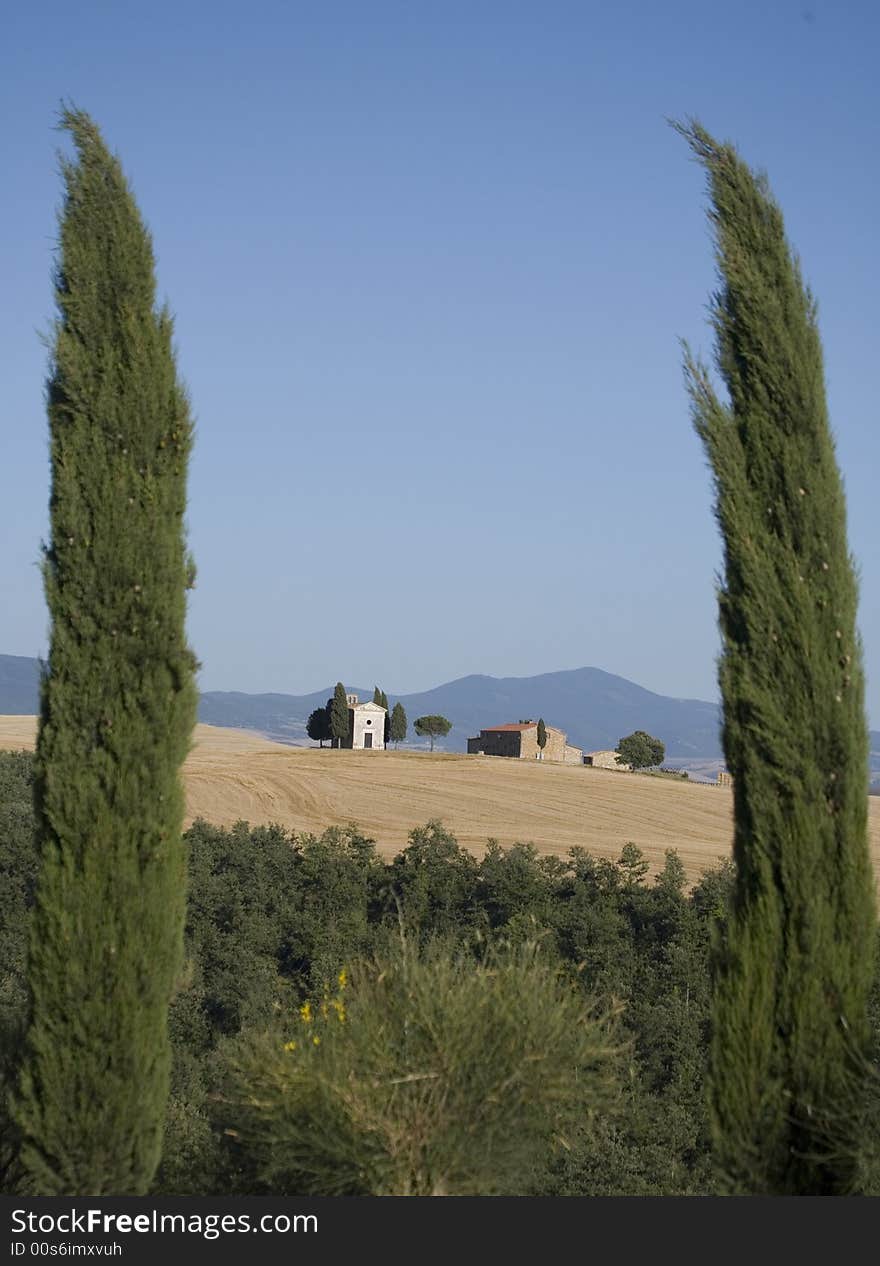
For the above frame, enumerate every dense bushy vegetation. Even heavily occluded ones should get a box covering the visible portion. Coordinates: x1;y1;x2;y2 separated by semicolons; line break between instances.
225;942;622;1196
0;752;36;1192
2;750;878;1194
0;750;722;1194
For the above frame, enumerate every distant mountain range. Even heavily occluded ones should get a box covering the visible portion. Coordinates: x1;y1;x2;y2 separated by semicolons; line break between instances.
4;652;879;785
199;667;723;760
0;655;41;714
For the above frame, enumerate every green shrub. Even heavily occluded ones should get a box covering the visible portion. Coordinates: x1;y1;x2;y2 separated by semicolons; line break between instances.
221;938;622;1195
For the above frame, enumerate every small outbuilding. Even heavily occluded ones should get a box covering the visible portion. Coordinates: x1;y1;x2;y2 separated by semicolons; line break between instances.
583;749;631;771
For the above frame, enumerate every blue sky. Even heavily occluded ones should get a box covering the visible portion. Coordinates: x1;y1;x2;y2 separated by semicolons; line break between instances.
2;1;878;722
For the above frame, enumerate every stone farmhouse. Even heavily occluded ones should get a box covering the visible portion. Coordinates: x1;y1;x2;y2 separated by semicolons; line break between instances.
583;749;632;772
467;722;582;764
342;694;386;750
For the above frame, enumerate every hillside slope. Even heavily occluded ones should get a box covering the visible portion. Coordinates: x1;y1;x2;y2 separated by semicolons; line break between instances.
3;716;879;885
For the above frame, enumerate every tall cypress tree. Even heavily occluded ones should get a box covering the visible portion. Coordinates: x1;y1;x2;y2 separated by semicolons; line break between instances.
330;681;350;749
679;120;875;1193
390;702;407;747
15;108;198;1194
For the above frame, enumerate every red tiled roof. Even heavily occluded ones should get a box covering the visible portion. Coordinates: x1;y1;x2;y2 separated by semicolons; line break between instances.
481;723;537;732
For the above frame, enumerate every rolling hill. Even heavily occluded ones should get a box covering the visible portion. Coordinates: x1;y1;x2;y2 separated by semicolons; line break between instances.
3;654;878;784
198;667;725;759
2;716;879;885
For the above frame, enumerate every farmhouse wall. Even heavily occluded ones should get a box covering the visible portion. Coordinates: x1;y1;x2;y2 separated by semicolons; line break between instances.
467;723;581;764
475;729;523;757
539;726;567;762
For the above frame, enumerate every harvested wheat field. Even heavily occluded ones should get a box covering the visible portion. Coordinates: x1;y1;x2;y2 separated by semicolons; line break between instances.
2;715;879;886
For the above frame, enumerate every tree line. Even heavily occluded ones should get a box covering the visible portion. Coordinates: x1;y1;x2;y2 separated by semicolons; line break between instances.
0;107;875;1196
1;760;876;1194
0;751;769;1195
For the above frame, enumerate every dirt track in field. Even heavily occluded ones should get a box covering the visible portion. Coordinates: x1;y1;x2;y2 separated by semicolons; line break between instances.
3;716;879;885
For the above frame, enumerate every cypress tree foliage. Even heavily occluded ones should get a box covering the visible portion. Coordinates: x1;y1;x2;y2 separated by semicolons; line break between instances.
678;120;875;1194
390;702;407;747
372;686;382;705
379;690;390;745
330;682;350;749
536;718;547;759
14;108;198;1195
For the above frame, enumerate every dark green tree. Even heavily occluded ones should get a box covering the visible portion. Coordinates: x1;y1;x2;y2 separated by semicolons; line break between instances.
413;716;452;753
330;682;350;749
380;690;390;745
306;707;331;747
0;751;38;1192
390;702;407;747
373;687;390;744
615;731;665;770
536;718;547;760
14;108;198;1195
679;120;876;1194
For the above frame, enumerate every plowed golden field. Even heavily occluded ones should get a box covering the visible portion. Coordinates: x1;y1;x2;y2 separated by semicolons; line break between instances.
3;716;879;885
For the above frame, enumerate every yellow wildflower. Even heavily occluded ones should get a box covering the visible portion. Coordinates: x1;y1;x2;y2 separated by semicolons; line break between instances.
283;1040;297;1052
299;1000;312;1024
